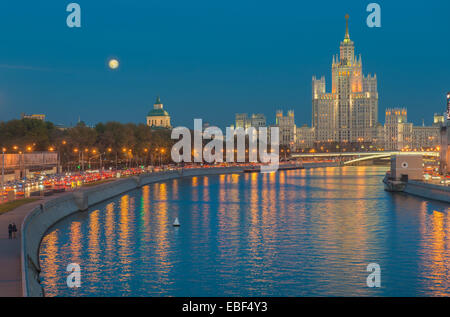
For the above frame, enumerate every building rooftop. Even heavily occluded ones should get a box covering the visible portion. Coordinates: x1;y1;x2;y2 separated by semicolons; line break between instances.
147;108;170;117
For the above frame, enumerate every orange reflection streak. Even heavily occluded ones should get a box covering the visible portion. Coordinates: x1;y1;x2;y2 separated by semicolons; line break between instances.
308;167;372;290
118;194;132;285
203;176;210;202
88;210;100;289
192;177;199;201
139;185;152;256
142;185;150;216
419;208;450;296
70;221;82;264
202;176;210;234
217;172;240;265
105;202;115;258
141;184;150;226
172;179;179;200
153;182;171;286
248;171;261;266
41;230;59;296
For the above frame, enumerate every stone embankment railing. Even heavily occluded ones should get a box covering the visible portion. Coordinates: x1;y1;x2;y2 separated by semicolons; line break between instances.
404;180;450;203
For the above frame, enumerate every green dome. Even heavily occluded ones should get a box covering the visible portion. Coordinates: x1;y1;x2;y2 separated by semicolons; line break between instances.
147;108;170;117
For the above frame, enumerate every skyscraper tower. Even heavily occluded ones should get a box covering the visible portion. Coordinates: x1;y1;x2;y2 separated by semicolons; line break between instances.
312;15;378;144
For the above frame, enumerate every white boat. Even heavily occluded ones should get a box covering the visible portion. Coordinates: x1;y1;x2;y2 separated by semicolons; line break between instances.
173;217;180;227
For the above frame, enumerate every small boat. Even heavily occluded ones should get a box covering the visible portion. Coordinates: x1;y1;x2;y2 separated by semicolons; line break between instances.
173;217;180;227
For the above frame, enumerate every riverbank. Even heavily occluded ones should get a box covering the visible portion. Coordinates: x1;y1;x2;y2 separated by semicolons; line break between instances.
383;173;450;203
0;162;338;297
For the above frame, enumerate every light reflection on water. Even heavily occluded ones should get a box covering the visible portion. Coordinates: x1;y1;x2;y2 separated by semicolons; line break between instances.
39;167;450;297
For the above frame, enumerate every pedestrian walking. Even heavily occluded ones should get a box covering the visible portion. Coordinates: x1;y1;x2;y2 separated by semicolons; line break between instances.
12;223;17;239
8;223;12;239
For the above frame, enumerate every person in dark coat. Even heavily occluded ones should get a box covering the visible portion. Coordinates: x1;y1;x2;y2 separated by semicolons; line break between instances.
12;223;17;239
8;223;12;239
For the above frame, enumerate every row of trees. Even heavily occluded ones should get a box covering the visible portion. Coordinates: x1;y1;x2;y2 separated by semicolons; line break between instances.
0;119;175;170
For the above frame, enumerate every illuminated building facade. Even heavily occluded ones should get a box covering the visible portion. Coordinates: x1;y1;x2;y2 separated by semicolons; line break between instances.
312;15;378;144
21;113;46;121
384;108;412;151
276;110;296;147
411;126;440;150
234;113;267;129
296;125;315;150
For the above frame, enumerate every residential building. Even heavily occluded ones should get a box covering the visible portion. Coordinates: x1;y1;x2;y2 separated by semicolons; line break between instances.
21;113;45;121
384;108;412;151
412;125;440;150
234;113;266;129
276;110;296;148
296;125;315;150
312;15;378;144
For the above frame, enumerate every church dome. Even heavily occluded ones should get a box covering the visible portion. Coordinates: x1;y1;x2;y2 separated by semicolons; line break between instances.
147;108;170;116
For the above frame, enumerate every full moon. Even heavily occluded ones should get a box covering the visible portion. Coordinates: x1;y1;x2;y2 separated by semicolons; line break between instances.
108;59;119;70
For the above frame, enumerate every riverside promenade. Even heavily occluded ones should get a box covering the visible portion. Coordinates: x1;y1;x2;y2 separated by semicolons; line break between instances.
0;192;71;296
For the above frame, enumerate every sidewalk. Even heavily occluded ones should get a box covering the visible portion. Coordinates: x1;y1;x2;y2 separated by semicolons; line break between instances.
0;192;70;297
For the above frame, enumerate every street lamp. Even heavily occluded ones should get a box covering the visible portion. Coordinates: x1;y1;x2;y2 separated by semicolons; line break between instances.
73;148;80;171
160;148;165;166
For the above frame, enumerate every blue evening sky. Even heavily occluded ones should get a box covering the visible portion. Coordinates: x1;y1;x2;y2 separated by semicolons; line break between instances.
0;0;449;129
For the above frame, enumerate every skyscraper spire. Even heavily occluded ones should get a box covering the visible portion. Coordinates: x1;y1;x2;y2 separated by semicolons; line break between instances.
345;14;350;40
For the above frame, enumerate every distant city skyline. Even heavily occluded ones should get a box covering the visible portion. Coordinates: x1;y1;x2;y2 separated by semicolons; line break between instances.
0;1;449;129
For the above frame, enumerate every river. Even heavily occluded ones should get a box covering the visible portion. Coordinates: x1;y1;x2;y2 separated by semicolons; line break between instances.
39;166;450;296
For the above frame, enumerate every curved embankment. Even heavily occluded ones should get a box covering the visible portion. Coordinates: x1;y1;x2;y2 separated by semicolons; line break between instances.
22;162;338;297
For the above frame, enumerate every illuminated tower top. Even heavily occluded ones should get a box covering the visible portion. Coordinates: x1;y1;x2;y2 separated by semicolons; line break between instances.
154;96;163;110
339;14;355;66
344;14;350;40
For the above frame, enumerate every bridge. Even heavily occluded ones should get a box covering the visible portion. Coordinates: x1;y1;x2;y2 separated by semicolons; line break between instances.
291;151;439;165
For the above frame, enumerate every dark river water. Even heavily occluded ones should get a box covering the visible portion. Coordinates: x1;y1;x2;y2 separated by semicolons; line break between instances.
39;167;450;296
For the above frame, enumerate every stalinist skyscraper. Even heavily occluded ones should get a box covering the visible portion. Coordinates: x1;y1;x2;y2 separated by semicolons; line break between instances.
312;15;378;144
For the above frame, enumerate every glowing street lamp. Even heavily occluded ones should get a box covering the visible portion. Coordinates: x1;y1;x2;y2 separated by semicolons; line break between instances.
159;148;165;166
1;147;5;198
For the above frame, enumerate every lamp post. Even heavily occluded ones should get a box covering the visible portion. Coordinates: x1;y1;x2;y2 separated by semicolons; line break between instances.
160;148;165;166
73;148;80;171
